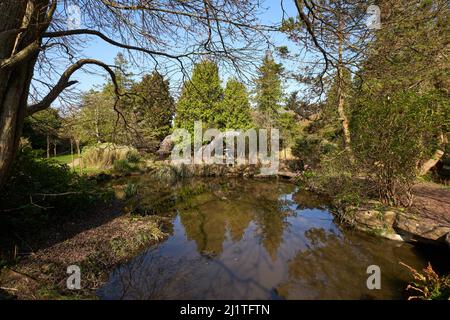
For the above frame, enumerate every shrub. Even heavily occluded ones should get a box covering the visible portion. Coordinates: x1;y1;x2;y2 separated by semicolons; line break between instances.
292;135;338;168
126;151;141;164
351;91;446;206
0;144;109;228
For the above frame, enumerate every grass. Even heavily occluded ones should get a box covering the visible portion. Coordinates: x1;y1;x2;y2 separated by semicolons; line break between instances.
52;154;74;164
53;154;107;175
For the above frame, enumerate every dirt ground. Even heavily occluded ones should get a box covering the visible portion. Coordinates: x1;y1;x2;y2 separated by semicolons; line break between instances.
0;201;173;300
411;182;450;226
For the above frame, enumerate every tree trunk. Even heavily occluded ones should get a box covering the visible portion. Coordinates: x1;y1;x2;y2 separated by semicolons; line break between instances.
53;142;56;157
75;139;83;174
70;138;74;170
0;0;50;189
46;134;50;158
419;133;448;176
336;12;352;155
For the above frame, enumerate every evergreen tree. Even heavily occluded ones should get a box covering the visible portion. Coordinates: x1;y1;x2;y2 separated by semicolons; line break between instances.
131;72;175;150
254;52;283;128
218;78;252;130
175;60;223;132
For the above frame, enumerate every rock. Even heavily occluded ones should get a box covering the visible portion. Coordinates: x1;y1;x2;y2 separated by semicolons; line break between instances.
353;209;404;241
354;210;384;229
156;135;174;159
394;212;450;244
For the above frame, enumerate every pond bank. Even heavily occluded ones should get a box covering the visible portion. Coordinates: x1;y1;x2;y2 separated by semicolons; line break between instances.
0;200;172;300
332;182;450;248
88;162;450;249
1;166;448;299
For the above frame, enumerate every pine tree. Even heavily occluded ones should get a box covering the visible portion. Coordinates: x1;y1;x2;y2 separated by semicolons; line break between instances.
131;72;175;150
175;60;223;132
218;78;252;130
254;52;283;128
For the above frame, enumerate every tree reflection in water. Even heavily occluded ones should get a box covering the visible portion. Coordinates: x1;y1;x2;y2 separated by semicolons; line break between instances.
98;178;442;300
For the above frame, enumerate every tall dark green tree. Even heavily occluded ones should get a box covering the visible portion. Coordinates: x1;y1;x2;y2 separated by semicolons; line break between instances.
254;52;283;128
218;78;252;130
175;60;223;132
131;72;175;150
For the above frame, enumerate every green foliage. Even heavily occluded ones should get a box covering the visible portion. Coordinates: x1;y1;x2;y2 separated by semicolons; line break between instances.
401;262;450;300
70;54;175;151
130;71;175;150
292;134;337;166
23;108;63;152
0;144;107;228
277;111;300;149
351;91;446;206
175;60;223;132
217;78;253;130
113;159;133;174
123;183;139;199
253;52;284;127
126;151;141;164
75;89;118;145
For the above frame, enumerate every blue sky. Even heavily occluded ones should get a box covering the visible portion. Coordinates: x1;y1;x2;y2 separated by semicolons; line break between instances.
65;0;300;97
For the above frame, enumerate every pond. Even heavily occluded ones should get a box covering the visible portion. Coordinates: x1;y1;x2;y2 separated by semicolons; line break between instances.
98;176;449;300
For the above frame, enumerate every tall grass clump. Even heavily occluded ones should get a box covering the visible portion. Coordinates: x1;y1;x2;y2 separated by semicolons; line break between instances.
82;143;140;169
152;164;193;182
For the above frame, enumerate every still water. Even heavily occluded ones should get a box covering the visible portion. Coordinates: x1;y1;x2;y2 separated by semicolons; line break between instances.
98;177;449;300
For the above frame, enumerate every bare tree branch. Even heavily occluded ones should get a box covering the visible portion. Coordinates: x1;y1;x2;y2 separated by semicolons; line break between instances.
27;59;120;115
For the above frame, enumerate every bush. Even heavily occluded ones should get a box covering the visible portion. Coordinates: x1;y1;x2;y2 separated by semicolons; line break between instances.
0;144;108;227
351;91;446;206
126;151;141;164
292;135;338;167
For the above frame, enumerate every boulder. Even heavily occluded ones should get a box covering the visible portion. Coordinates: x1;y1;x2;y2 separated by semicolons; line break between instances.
394;212;450;244
352;209;405;241
156;135;174;159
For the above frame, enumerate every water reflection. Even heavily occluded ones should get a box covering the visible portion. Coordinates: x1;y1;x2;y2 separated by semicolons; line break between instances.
98;178;446;300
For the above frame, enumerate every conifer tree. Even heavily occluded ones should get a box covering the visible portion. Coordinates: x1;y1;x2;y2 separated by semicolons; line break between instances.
219;78;252;130
254;52;283;128
175;60;223;132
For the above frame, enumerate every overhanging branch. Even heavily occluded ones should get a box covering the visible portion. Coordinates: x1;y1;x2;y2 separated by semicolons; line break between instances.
43;29;188;60
27;59;120;116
